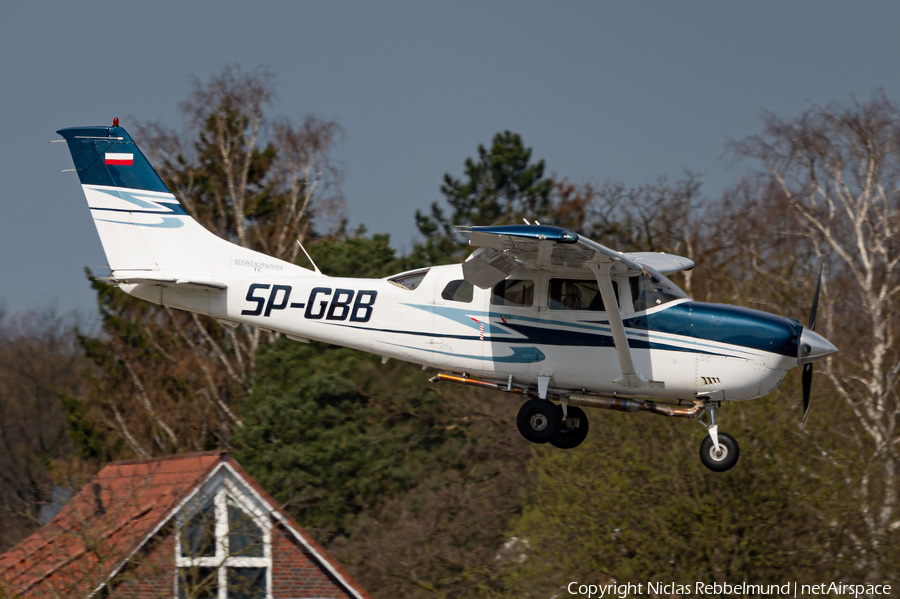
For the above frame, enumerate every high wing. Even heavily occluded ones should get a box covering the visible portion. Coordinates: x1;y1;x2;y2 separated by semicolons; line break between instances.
460;225;641;288
458;224;694;389
623;252;694;275
458;224;693;286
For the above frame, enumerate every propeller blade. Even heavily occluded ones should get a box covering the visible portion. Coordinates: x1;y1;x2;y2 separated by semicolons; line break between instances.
802;264;822;427
801;362;813;427
808;263;823;331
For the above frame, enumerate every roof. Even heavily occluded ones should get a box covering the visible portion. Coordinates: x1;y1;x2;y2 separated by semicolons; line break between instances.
0;452;370;599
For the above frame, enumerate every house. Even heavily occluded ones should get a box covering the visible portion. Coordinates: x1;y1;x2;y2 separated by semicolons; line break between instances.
0;452;371;599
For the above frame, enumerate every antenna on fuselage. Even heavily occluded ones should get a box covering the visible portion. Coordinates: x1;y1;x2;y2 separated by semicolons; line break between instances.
296;239;323;276
523;218;531;225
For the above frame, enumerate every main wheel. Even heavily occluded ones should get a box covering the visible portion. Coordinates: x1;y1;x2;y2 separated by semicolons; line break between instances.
516;399;562;444
699;432;740;472
550;405;590;449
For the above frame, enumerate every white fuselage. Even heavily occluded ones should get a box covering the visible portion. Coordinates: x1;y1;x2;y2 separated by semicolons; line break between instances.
123;263;795;402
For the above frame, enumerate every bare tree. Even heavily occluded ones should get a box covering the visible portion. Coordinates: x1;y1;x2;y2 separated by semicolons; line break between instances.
584;174;704;293
179;64;274;249
0;308;87;552
732;93;900;579
266;115;345;261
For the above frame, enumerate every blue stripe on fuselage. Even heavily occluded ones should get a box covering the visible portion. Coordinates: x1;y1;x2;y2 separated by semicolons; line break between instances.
333;307;725;358
616;302;801;358
414;300;801;358
372;301;803;357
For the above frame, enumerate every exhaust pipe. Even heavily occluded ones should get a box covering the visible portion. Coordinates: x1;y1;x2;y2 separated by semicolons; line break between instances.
566;393;705;419
429;373;529;395
430;374;705;419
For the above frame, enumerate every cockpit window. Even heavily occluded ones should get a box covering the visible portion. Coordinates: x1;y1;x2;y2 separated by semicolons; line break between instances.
441;280;474;303
630;266;689;312
388;268;431;290
548;279;618;311
492;279;534;307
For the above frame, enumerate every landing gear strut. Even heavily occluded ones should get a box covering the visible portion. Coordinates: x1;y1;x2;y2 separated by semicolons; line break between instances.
697;405;739;472
434;374;739;468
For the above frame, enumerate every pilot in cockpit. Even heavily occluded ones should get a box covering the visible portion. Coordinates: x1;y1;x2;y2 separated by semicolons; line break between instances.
561;281;585;310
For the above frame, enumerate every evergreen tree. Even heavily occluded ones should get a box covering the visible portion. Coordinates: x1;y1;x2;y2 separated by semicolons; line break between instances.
413;131;553;264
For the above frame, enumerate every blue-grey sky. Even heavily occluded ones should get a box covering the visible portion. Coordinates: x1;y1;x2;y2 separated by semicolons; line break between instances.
2;2;898;316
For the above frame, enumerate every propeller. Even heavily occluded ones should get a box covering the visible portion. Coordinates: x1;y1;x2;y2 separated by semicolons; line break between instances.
801;264;823;427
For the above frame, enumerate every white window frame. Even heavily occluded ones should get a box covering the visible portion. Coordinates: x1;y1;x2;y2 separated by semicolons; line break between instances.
175;479;273;599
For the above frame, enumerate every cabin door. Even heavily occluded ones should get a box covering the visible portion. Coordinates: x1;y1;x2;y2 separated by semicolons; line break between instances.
430;270;483;372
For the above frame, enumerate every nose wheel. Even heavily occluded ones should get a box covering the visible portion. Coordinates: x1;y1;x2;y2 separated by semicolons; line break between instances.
699;431;740;471
697;404;740;472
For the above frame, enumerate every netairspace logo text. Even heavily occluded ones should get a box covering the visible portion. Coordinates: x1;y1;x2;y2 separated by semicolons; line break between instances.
567;581;892;598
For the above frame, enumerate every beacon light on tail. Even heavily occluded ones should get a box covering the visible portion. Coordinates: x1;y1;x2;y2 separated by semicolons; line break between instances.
56;119;838;472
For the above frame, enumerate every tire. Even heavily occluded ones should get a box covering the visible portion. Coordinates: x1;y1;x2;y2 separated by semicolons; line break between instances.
550;405;589;449
516;398;562;444
698;432;740;472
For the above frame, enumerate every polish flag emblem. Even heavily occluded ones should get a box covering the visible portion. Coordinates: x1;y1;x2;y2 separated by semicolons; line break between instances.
105;152;133;166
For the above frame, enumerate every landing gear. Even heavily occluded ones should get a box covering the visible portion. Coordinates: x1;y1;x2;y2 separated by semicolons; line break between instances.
516;398;561;444
550;405;589;449
509;389;738;467
516;400;590;447
696;405;740;472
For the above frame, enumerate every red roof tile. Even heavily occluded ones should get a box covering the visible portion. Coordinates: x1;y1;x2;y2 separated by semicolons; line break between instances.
0;452;370;599
0;451;222;597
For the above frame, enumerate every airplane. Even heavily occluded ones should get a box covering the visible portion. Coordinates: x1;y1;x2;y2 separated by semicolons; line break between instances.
55;119;838;472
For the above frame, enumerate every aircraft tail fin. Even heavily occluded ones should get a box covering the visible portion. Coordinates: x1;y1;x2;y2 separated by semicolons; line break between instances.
57;121;309;278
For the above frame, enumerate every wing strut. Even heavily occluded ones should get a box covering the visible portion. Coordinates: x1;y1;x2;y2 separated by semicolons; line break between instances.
589;262;648;389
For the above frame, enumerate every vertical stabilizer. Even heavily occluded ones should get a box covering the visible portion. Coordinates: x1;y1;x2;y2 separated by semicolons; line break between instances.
57;122;308;277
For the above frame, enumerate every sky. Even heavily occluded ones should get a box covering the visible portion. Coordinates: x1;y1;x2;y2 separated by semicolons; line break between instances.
2;1;900;317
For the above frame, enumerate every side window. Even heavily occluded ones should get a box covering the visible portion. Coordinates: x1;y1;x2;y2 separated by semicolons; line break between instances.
548;279;618;311
388;268;431;290
441;279;474;303
492;279;534;307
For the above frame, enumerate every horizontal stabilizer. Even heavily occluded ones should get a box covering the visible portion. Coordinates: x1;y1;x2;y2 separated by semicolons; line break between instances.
110;271;227;290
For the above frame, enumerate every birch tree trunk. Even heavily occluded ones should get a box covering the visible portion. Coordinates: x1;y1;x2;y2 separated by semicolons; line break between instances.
732;93;900;579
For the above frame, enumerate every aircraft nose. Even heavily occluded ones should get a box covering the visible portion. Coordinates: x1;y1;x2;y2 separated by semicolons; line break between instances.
798;327;838;365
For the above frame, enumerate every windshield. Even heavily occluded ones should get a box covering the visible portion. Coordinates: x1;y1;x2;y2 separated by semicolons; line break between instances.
630;266;689;312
